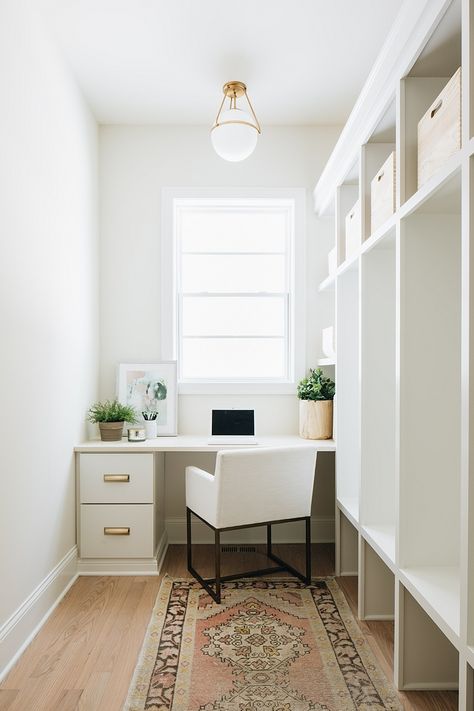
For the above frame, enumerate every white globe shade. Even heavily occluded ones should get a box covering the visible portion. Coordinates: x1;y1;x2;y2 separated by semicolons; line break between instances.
211;108;258;162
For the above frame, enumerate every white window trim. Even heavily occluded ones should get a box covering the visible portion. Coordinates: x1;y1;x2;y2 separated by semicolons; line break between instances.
161;187;306;395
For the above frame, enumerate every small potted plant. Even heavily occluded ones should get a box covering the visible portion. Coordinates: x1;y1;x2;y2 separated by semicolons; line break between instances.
88;399;137;442
297;368;335;440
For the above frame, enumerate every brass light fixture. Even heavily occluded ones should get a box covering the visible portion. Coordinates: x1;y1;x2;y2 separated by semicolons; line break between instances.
211;81;261;162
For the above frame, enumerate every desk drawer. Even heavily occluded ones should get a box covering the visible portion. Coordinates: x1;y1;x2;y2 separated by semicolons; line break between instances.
79;453;153;503
80;504;154;558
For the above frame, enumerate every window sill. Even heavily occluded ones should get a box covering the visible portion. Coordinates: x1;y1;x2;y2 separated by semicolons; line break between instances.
178;382;299;396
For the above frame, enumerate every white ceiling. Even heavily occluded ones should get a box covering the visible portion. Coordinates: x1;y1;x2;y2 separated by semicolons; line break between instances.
43;0;405;125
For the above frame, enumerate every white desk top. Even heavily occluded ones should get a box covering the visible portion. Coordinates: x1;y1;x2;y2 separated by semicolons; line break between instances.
75;435;336;454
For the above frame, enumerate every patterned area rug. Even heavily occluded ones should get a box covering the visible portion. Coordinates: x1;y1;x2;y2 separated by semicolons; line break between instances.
124;577;401;711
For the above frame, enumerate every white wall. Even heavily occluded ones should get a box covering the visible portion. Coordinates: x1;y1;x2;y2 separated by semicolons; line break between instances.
99;124;339;431
99;125;339;541
0;0;98;675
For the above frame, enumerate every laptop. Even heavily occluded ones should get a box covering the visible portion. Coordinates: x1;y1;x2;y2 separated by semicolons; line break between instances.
208;409;258;445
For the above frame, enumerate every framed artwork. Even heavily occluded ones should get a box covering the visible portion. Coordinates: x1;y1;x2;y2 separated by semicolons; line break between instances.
117;362;178;436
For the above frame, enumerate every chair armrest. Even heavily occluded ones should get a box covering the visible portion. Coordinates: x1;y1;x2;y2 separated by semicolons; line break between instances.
185;466;218;527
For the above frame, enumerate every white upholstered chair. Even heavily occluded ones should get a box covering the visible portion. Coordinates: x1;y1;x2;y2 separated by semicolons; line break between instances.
185;446;317;603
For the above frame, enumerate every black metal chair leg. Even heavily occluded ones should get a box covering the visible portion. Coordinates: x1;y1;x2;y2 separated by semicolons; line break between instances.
186;508;312;603
305;516;311;584
267;524;272;558
186;507;192;571
215;529;221;603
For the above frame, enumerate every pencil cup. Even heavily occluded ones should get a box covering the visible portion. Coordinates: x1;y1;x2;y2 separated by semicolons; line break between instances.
144;420;158;439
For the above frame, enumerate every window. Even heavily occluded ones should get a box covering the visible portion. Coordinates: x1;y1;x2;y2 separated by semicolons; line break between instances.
162;189;305;393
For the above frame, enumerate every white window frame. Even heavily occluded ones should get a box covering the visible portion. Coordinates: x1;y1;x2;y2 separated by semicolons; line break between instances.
161;187;306;394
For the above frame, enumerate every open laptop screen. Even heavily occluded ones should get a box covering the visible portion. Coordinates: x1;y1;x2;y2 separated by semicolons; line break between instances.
211;410;255;436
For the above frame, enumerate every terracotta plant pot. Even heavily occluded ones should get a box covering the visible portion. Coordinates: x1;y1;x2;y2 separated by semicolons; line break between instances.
98;421;124;441
299;400;333;440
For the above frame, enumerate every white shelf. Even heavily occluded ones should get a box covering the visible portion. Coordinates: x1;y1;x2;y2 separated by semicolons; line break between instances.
336;251;359;277
326;155;462;284
337;496;359;529
318;357;335;366
361;524;396;571
333;155;462;276
398;150;462;221
399;566;460;648
318;274;335;292
360;214;396;256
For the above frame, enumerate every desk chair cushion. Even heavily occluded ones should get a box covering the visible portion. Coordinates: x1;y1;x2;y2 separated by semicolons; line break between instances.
186;446;317;529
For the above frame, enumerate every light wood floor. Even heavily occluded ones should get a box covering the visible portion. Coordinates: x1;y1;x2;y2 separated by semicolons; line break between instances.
0;544;458;711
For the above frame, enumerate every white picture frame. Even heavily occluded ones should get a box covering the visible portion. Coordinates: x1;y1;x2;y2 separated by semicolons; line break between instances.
117;362;178;436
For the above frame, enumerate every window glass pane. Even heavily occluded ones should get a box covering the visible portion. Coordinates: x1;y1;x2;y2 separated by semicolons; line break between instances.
181;254;287;293
180;209;287;253
182;296;285;337
181;338;286;379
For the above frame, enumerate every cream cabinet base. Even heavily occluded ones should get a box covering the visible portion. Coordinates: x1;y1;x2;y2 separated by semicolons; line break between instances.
77;557;159;575
77;530;168;575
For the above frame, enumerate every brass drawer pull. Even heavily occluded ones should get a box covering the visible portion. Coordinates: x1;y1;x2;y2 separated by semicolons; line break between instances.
103;474;130;482
104;527;130;536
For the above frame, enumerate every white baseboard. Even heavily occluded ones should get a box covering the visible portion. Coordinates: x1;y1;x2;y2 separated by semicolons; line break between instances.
0;546;78;682
364;614;395;621
400;682;459;691
166;515;335;545
76;529;169;576
76;559;159;575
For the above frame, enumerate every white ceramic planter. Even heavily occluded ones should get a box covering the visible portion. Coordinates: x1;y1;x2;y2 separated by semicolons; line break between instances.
144;420;158;439
299;400;333;440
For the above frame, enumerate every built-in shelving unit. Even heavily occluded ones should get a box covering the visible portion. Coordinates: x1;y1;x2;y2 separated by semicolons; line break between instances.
314;0;474;707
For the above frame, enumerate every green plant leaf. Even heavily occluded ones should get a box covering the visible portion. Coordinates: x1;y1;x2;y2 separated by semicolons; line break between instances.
296;368;335;401
87;399;137;424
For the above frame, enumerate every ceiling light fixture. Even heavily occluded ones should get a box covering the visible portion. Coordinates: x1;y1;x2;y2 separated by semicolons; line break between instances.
211;81;261;162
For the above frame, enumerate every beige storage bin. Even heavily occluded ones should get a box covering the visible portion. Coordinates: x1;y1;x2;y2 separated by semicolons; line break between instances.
345;199;361;260
370;152;396;234
417;67;461;189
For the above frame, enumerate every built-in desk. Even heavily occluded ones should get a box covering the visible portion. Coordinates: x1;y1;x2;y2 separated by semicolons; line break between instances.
75;435;336;453
74;436;335;574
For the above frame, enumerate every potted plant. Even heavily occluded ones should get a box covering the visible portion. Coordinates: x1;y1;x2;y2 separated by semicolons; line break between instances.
297;368;335;440
88;399;137;442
